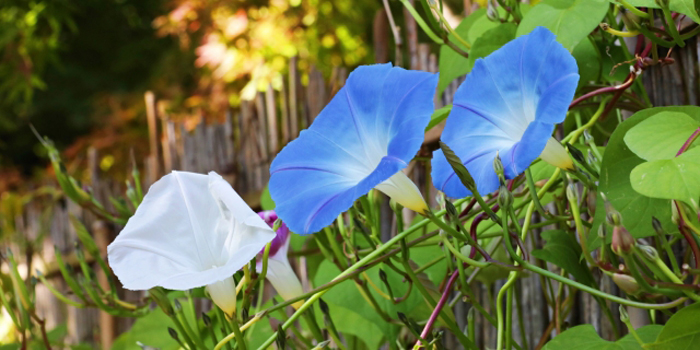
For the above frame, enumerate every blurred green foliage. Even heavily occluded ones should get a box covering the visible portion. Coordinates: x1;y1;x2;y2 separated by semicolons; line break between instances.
0;0;188;172
0;0;382;176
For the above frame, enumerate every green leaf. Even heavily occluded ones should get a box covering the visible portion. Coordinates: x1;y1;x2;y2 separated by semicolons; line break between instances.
588;107;700;249
112;308;179;350
425;105;452;132
437;8;503;94
616;0;657;7
532;230;596;286
543;324;662;349
261;184;275;210
572;37;601;87
466;23;518;71
672;0;700;24
517;0;610;51
624;111;700;161
644;302;700;349
630;147;700;209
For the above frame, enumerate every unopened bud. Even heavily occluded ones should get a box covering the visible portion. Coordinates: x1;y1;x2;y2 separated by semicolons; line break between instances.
493;153;505;185
586;191;597;213
378;269;388;283
598;224;606;239
173;299;182;312
671;202;680;225
652;217;664;235
611;225;635;255
397;312;409;325
619;305;630;323
168;327;179;341
445;201;458;220
498;185;513;209
319;298;330;315
637;245;659;262
606;211;622;227
272;218;283;232
566;144;586;165
612;273;640;295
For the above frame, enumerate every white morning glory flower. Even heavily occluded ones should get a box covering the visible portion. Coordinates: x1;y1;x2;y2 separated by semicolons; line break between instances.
107;171;275;315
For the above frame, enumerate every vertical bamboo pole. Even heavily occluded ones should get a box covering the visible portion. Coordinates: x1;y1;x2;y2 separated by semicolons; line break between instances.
144;91;159;185
288;57;299;138
265;84;278;154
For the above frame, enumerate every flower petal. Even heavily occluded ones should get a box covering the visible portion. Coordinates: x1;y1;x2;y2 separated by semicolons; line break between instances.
432;27;578;198
107;171;274;290
265;256;304;309
270;64;437;234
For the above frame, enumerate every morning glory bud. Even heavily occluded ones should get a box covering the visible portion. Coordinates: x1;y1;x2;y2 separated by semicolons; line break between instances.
612;273;640;295
619;305;630;323
637;245;659;262
671;202;680;225
256;211;304;309
652;217;664;236
445;201;459;221
493;153;505;185
168;327;179;341
611;225;635;256
498;185;513;209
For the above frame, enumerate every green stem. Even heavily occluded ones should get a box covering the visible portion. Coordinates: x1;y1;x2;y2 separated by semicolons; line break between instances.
616;0;651;19
256;199;469;349
229;315;247;350
398;0;445;45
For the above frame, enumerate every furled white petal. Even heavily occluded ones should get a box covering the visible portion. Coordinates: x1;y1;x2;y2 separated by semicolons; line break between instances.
374;171;428;214
107;171;275;291
255;231;304;309
206;277;238;316
539;137;574;170
265;255;304;309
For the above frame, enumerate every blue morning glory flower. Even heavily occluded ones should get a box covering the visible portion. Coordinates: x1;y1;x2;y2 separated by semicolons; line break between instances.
432;27;579;198
269;63;438;234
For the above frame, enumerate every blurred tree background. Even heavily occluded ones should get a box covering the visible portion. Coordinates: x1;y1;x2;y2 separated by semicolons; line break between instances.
0;0;382;184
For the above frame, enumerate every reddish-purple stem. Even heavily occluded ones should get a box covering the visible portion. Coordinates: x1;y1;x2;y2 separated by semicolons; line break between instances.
415;269;460;347
675;127;700;156
674;130;700;267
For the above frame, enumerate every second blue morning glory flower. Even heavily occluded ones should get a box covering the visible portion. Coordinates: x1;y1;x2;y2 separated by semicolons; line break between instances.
269;63;438;234
432;27;579;198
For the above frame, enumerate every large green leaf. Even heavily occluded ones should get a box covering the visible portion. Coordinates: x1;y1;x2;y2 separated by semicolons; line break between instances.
465;23;517;71
623;111;700;161
572;37;601;87
312;259;433;348
543;324;662;349
532;230;596;286
630;147;700;208
112;308;179;350
588;107;700;249
517;0;610;51
672;0;700;24
437;9;503;94
644;302;700;349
